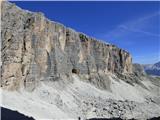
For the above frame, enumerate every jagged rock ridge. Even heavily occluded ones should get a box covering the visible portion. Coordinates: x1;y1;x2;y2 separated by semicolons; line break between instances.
1;1;132;90
143;61;160;76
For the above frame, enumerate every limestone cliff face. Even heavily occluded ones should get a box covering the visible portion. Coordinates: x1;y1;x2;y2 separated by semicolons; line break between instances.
1;1;132;90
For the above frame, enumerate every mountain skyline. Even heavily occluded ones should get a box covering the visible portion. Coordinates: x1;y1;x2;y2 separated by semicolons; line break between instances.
143;61;160;76
11;1;160;64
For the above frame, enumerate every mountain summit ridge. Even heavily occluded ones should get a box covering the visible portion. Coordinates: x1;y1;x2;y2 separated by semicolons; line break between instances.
143;61;160;76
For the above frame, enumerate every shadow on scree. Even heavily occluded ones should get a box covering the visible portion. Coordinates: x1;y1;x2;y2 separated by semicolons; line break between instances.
1;107;34;120
1;107;160;120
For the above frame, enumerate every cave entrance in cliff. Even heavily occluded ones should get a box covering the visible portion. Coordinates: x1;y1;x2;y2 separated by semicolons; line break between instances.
72;68;79;74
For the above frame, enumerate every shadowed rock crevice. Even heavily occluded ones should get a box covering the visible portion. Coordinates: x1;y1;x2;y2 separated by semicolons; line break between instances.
72;68;80;74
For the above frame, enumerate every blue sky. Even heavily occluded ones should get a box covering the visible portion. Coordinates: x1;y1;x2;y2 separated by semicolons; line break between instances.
11;1;160;64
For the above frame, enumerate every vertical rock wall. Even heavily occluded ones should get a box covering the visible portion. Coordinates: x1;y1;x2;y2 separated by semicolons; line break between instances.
1;1;132;90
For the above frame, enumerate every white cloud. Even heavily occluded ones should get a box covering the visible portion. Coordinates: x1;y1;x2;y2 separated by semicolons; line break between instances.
99;12;160;64
119;25;160;37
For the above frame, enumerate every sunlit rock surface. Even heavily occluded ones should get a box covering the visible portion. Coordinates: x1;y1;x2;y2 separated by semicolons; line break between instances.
1;1;160;120
1;1;132;91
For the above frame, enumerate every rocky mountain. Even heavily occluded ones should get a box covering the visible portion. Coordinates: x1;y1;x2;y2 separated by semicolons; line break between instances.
1;1;160;120
143;61;160;76
1;1;133;91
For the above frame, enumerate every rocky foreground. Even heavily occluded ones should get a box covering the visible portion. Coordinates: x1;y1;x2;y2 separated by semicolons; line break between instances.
1;1;160;120
1;74;160;119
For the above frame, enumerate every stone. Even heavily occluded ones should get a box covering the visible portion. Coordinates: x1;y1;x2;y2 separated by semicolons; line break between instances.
1;1;133;90
133;63;146;76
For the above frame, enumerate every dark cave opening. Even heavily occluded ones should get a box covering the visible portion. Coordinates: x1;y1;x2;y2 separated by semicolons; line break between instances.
72;68;79;74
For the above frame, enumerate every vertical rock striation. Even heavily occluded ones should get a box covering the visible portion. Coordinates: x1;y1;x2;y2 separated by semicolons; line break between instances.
1;1;132;91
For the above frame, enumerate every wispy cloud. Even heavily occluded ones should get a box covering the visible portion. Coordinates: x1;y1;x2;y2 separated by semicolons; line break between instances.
119;25;160;37
104;12;160;39
117;12;160;37
97;12;160;64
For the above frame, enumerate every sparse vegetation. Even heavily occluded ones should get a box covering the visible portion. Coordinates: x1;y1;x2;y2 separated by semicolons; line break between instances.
79;33;88;42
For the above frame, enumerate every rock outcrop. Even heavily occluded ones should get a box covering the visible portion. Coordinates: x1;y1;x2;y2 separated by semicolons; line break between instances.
132;63;146;76
1;1;132;91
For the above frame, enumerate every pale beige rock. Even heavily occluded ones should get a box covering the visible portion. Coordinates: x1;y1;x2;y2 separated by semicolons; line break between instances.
1;1;133;90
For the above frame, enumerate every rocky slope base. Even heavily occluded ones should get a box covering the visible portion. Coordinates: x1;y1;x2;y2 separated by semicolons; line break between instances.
1;1;160;120
1;74;160;119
